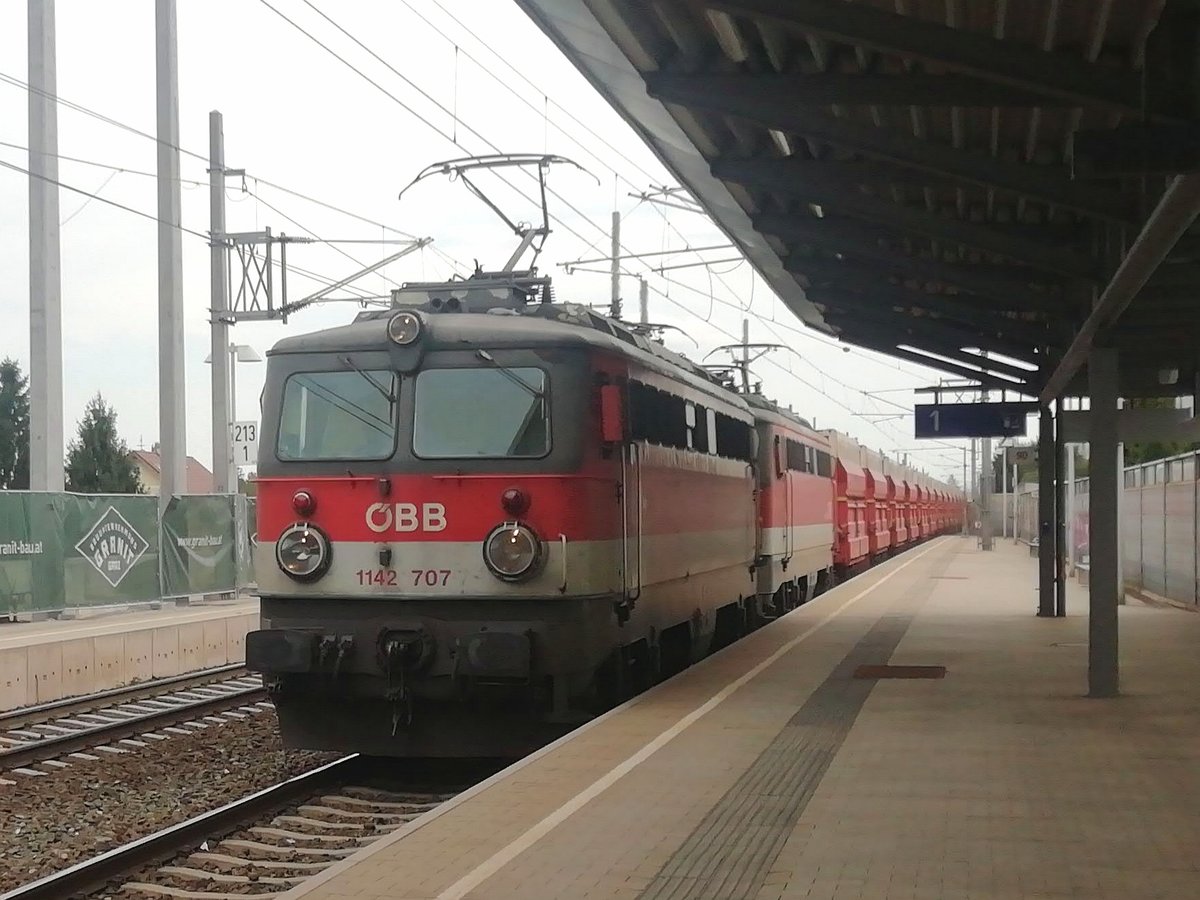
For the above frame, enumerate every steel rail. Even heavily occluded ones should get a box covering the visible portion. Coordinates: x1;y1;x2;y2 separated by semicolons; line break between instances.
0;755;361;900
0;663;249;731
0;679;266;771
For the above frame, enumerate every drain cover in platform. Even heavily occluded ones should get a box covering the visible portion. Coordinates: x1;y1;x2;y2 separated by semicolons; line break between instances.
853;664;946;679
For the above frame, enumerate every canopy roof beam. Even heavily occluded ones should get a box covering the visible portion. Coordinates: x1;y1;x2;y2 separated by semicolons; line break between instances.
823;312;1039;364
664;72;1077;108
646;73;1135;224
1040;174;1200;403
806;283;1057;346
705;0;1174;119
759;212;1063;310
716;158;1100;278
852;337;1031;391
791;254;1060;313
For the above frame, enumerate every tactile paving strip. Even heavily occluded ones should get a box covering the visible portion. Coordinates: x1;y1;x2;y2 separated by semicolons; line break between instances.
639;556;951;900
853;664;946;679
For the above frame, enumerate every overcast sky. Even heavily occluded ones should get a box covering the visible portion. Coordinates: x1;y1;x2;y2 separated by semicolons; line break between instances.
0;0;979;483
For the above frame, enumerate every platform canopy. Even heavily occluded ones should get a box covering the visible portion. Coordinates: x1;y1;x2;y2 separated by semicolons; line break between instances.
517;0;1200;401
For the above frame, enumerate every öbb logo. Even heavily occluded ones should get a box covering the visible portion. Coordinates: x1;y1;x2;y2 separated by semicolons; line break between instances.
365;502;447;534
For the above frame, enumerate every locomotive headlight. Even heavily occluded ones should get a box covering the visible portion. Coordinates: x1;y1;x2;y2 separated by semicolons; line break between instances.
482;522;543;581
387;310;422;345
276;523;332;582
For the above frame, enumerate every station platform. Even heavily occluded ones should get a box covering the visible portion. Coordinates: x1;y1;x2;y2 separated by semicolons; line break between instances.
0;598;258;711
286;537;1200;900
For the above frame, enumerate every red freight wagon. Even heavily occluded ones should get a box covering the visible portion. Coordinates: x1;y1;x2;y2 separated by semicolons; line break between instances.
862;448;891;560
824;431;870;571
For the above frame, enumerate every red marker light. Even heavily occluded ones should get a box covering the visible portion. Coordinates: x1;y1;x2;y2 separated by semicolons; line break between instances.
292;490;317;517
500;487;530;517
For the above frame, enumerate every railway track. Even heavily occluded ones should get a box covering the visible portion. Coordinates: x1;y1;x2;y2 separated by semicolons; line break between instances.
0;756;486;900
0;666;268;773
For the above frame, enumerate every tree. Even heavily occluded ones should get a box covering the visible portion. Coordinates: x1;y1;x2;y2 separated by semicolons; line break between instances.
1123;397;1197;466
992;441;1087;488
237;472;257;497
0;358;30;489
65;394;143;494
991;440;1041;488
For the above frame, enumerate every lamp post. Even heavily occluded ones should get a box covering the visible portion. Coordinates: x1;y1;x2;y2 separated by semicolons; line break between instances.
204;343;262;492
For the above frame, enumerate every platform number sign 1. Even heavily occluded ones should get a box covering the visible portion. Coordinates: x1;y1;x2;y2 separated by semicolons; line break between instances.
914;402;1036;439
231;421;259;467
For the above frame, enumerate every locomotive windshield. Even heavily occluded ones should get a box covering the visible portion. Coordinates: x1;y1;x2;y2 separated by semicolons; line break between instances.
413;367;549;458
277;370;398;461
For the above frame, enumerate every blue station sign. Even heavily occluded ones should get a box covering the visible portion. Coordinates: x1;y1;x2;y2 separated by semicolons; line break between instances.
914;402;1037;439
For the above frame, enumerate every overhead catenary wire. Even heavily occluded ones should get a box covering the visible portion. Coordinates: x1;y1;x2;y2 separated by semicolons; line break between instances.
2;101;934;393
0;70;209;164
638;277;965;462
269;1;962;473
1;76;475;282
0;138;207;186
0;74;429;243
0;156;211;240
4;8;957;473
0;157;389;305
246;185;405;291
0;165;412;305
0;26;967;401
399;0;662;189
59;169;121;226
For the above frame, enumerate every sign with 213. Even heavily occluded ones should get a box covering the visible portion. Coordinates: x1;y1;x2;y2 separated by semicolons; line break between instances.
232;421;259;467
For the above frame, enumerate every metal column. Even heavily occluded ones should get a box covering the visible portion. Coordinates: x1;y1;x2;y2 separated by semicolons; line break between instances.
1000;450;1008;538
1037;405;1056;617
980;435;993;549
1088;348;1120;697
1011;465;1018;541
1066;437;1076;572
961;448;968;534
609;211;621;319
27;0;64;491
228;345;238;489
1055;397;1067;616
1116;440;1124;603
156;0;186;511
970;439;977;522
209;111;231;494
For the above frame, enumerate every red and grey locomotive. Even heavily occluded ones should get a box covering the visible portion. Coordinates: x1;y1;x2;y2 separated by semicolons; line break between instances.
246;270;960;758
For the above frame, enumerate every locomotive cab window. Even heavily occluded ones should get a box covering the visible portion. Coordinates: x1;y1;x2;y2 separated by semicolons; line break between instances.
277;369;398;461
413;366;550;458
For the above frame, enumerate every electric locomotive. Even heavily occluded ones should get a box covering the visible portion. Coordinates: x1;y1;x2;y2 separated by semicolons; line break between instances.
246;267;962;758
247;270;802;757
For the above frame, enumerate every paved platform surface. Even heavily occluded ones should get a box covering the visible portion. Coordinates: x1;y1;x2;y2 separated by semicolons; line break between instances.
286;538;1200;900
0;599;258;710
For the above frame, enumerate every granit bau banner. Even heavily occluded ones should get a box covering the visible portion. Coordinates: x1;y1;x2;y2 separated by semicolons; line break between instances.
160;494;238;597
0;492;41;615
0;492;159;613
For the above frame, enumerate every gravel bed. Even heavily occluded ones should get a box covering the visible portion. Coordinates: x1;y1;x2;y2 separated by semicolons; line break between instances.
0;710;336;894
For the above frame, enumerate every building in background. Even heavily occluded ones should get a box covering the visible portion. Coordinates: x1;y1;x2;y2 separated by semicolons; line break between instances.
130;447;214;495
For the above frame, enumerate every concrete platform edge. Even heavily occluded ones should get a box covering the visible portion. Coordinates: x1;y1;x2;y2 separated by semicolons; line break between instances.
0;602;258;711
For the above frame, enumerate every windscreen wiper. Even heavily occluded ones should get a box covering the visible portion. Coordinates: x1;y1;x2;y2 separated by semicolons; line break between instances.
475;349;544;399
338;355;396;405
